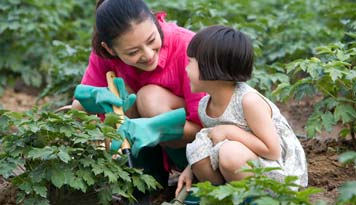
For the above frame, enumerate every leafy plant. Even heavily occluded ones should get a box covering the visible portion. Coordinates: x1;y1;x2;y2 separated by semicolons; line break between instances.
273;36;356;139
38;40;91;108
191;161;321;205
337;151;356;204
0;0;93;95
0;108;160;205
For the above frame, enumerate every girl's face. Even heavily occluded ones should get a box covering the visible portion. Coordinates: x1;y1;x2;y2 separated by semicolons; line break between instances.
107;18;162;72
186;57;205;93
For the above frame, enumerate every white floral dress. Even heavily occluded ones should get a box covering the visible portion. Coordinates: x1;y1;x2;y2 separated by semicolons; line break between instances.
186;82;308;187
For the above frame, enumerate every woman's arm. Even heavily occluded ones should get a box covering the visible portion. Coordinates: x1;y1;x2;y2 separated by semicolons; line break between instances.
71;99;84;111
162;120;201;148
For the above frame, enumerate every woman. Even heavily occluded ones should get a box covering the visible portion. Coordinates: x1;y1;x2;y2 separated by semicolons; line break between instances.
72;0;205;187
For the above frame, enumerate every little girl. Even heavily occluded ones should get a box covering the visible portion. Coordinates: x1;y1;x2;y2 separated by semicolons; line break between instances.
176;25;308;196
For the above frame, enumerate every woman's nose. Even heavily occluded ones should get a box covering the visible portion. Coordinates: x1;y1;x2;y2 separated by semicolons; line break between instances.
142;46;154;60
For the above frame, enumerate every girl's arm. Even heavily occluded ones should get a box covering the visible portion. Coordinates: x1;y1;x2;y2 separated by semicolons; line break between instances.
175;165;194;197
238;92;281;160
209;92;281;160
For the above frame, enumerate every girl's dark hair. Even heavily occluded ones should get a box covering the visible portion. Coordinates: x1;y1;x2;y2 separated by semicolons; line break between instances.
93;0;164;58
187;25;254;81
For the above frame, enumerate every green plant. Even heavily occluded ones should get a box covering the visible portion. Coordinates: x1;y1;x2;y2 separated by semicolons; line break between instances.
0;0;93;94
337;151;356;204
273;36;356;139
0;108;160;205
38;40;90;108
191;161;321;205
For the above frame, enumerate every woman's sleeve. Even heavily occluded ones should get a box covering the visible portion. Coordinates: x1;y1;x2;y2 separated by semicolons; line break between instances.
81;51;111;87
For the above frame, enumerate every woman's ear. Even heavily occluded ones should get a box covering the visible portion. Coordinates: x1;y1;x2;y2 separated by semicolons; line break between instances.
101;42;116;56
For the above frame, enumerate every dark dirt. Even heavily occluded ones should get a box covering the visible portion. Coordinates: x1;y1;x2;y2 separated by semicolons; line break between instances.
1;87;355;205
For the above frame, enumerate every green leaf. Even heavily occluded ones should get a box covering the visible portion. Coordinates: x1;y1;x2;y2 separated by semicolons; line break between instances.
32;184;47;198
338;181;356;203
140;174;161;190
98;187;112;205
334;104;356;123
60;126;73;137
326;67;344;82
69;177;86;192
336;49;349;61
339;151;356;165
132;175;145;193
57;146;71;163
111;184;131;198
0;159;21;178
116;167;131;183
50;168;65;188
91;163;104;175
76;169;95;186
253;196;279;205
321;112;335;133
28;147;56;160
103;167;117;183
18;181;32;194
211;185;235;200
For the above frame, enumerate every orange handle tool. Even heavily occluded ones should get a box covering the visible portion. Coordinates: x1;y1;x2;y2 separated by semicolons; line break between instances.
106;71;133;167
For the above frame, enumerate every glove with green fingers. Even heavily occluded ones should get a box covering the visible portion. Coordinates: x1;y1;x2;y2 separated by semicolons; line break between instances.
74;78;136;114
110;108;186;157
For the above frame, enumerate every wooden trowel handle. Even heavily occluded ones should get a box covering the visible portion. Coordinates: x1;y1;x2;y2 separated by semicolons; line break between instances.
106;71;132;156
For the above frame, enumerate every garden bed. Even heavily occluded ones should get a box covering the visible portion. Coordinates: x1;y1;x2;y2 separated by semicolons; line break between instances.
1;87;355;204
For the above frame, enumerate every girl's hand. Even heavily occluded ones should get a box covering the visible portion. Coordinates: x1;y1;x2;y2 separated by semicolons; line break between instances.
208;125;229;145
175;166;193;197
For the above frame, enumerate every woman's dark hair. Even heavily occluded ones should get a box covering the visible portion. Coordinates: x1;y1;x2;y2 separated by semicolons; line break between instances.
93;0;164;58
187;25;254;81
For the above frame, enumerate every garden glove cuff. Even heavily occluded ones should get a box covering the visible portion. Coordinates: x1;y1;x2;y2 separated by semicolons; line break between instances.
111;108;186;157
74;78;136;114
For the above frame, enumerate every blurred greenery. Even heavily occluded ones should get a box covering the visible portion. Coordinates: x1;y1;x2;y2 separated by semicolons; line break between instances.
0;0;355;135
1;0;355;203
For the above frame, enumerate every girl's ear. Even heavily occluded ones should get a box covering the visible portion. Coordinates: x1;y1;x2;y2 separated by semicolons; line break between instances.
101;42;116;56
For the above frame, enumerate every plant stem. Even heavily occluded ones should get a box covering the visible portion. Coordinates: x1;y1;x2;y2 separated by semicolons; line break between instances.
350;122;355;143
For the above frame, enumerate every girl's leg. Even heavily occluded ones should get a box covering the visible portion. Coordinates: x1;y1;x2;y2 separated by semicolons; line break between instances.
191;157;225;185
218;141;258;181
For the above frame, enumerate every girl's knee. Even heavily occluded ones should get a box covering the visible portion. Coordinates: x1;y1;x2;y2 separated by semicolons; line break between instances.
218;141;256;173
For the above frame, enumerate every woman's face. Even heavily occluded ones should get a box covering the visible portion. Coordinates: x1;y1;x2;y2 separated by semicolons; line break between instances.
110;18;162;72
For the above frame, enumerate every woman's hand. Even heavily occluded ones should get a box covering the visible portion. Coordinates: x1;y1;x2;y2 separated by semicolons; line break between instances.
175;166;194;197
208;125;230;145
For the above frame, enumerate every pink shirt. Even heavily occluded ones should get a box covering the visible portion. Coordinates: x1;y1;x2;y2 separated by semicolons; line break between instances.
81;12;205;125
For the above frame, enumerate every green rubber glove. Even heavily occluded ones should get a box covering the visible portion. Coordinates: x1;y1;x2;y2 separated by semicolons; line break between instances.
111;108;186;157
74;78;136;114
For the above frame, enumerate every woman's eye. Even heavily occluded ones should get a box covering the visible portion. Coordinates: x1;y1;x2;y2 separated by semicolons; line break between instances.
148;38;155;44
127;50;138;56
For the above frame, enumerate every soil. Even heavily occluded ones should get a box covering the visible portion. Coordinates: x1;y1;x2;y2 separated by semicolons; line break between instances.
0;87;355;205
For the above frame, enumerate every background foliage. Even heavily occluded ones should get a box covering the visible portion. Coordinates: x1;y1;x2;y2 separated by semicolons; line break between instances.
0;0;93;101
1;0;355;203
1;0;354;138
